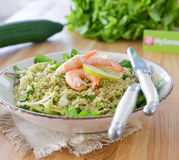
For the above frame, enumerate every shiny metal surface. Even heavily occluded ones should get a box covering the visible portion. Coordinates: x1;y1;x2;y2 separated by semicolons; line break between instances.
127;47;159;115
108;83;140;138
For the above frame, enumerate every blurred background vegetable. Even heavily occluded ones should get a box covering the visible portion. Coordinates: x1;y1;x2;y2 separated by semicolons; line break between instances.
0;20;64;48
67;0;179;42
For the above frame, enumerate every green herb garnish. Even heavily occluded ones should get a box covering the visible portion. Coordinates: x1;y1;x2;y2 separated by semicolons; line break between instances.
13;65;20;71
119;60;132;68
62;48;79;62
135;91;146;109
62;53;70;61
88;95;96;101
65;106;78;117
34;54;53;64
35;49;79;71
88;109;103;116
26;84;35;95
122;74;129;80
57;73;66;79
78;110;88;116
70;48;80;57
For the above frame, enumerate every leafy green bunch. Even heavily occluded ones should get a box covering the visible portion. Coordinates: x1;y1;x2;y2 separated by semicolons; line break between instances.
67;0;179;42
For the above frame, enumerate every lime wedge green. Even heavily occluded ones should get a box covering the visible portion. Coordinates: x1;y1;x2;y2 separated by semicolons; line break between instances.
82;64;123;80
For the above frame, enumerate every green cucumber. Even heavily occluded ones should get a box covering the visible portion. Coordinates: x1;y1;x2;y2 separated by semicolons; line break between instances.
0;20;64;47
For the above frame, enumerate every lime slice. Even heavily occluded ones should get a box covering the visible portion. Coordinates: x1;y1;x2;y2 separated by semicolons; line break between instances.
82;64;123;80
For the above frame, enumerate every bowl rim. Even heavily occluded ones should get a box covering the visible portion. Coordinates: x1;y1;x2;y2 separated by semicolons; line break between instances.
0;51;174;120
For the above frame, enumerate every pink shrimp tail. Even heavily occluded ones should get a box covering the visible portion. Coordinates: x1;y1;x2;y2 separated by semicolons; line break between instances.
56;50;97;75
82;49;97;60
112;63;124;72
91;76;100;89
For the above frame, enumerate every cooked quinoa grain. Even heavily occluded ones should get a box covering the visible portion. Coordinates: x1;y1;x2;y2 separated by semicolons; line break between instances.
14;62;137;115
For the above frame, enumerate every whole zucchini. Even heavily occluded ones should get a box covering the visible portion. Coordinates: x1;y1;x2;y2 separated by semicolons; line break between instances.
0;20;64;47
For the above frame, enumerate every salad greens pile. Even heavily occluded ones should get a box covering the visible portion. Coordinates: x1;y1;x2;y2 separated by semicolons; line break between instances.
10;49;163;116
67;0;179;42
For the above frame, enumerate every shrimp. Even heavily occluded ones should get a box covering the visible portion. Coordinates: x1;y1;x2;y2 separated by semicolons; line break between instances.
65;69;100;91
55;50;124;75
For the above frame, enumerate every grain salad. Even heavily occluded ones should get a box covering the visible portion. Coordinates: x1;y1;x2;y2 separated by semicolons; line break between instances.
14;62;137;116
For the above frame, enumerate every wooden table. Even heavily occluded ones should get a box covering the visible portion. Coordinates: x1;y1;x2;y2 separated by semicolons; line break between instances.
0;0;179;160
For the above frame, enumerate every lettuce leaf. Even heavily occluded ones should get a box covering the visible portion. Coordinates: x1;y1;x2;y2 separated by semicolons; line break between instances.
34;49;79;71
62;48;80;61
34;54;53;64
67;0;178;42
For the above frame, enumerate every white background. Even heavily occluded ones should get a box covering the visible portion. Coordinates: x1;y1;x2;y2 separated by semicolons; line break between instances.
0;0;36;22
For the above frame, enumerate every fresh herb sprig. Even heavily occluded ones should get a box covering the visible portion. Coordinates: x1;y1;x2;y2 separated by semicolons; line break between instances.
13;65;20;71
34;54;53;64
34;49;80;71
119;60;132;68
64;106;113;117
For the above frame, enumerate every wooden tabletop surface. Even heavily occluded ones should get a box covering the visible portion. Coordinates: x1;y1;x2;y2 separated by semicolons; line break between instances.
0;0;179;160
